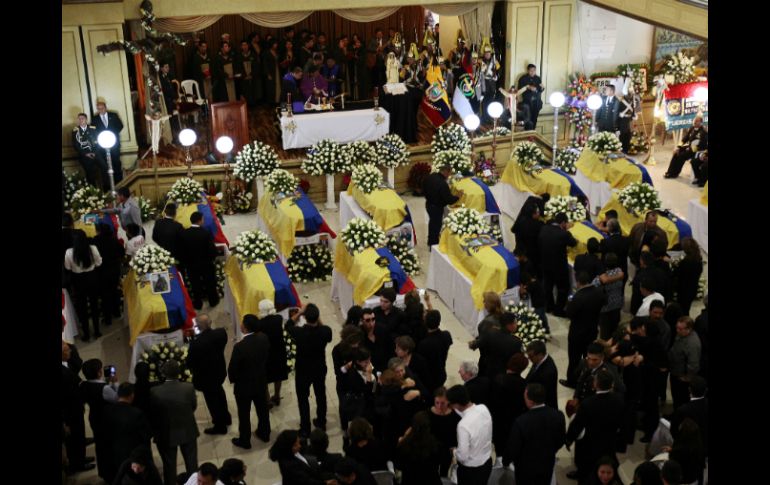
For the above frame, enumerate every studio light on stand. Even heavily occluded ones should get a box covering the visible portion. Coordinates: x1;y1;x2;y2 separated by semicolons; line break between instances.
97;131;118;200
215;136;235;215
549;92;566;165
587;93;602;136
486;101;504;162
463;114;481;172
179;128;197;178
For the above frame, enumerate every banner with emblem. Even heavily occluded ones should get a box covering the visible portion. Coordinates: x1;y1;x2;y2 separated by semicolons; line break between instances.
663;81;708;131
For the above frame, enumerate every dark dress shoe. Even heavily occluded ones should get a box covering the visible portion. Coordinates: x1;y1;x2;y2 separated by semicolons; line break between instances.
204;426;228;435
255;431;270;443
70;463;96;473
664;173;676;179
231;438;251;449
639;434;652;443
209;298;220;307
312;418;326;431
93;332;102;339
559;379;576;389
84;438;95;446
566;470;579;480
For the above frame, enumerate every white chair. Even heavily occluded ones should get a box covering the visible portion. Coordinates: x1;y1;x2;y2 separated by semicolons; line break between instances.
371;470;395;485
180;79;208;123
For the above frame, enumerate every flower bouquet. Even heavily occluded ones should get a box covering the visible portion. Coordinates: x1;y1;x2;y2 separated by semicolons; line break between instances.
137;196;156;222
617;182;662;215
386;234;420;276
302;139;353;175
287;243;334;283
564;73;596;146
341;218;387;253
232;230;278;265
489;222;503;245
232;189;254;213
63;172;87;211
375;133;410;169
505;301;546;347
587;132;623;157
628;131;650;155
554;147;581;174
443;207;490;237
265;169;298;195
431;122;471;155
664;52;696;85
477;126;511;139
347;140;378;167
215;259;225;298
129;245;176;275
284;328;297;373
140;341;191;383
407;162;432;195
617;63;648;95
71;185;107;218
167;178;205;205
351;164;383;194
544;195;587;223
233;140;280;183
513;141;545;176
474;152;499;186
431;150;473;175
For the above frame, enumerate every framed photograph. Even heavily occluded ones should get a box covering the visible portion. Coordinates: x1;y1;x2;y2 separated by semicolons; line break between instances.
150;271;171;295
83;214;98;225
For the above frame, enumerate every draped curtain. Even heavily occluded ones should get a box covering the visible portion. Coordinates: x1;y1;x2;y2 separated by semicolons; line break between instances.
239;11;313;28
153;15;223;33
335;7;401;22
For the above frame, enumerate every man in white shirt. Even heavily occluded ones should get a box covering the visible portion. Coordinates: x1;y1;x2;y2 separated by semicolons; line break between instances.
636;278;665;317
183;462;222;485
446;385;493;485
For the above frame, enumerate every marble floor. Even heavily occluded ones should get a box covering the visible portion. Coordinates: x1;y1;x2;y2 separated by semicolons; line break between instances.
72;141;707;484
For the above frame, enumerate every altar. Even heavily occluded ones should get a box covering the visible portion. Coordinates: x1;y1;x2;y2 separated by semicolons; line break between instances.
280;108;391;150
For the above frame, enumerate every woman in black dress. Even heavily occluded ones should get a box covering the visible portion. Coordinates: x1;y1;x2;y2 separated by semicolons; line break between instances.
344;417;389;473
395;411;443;485
339;347;376;433
428;386;460;476
490;353;528;457
673;237;703;316
256;299;288;407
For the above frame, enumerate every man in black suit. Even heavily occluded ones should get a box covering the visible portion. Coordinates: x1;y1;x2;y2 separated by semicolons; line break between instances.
525;340;558;409
517;64;544;127
374;288;406;340
359;307;394;373
565;369;625;483
152;203;185;264
72;113;105;187
573;238;604;282
570;343;626;406
423;164;462;247
101;383;153;483
562;271;606;387
670;375;708;456
596;84;620;134
179;211;219;309
664;115;708;179
335;457;378;485
186;314;231;435
228;315;271;448
538;213;577;316
286;303;333;436
459;360;490;406
475;312;523;379
62;341;93;474
599;218;630;285
416;309;453;391
92;100;124;184
503;383;565;485
149;360;199;485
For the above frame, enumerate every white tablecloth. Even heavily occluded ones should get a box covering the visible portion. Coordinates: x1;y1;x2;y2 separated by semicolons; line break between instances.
339;192;416;247
256;212;337;263
493;182;536;221
417;199;513;250
330;269;416;318
62;289;79;343
687;198;708;254
424;245;520;337
128;329;184;383
574;169;612;215
280;109;390;150
224;280;291;341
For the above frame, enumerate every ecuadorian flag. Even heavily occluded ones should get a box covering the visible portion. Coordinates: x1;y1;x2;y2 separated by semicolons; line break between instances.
75;213;121;240
175;199;229;246
225;256;301;317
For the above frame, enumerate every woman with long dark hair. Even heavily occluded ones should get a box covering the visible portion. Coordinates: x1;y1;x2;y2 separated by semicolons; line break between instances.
589;455;625;485
673;237;703;316
64;230;102;341
395;411;442;485
269;430;333;485
339;348;376;432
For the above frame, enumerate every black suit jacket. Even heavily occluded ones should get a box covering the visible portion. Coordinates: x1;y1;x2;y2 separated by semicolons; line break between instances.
152;217;185;260
600;233;630;276
62;364;84;423
464;375;490;406
416;330;453;391
285;319;333;376
526;355;559;409
149;380;199;446
503;406;566;484
187;327;228;391
538;223;577;272
92;111;124;151
477;328;523;379
101;402;152;480
423;172;460;208
671;397;708;455
566;391;625;461
573;253;604;282
228;332;270;397
566;285;605;342
178;226;218;268
596;97;620;132
278;455;327;485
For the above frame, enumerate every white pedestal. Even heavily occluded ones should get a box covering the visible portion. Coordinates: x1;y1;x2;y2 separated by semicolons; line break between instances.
574;169;612;215
255;177;265;202
687;198;708;254
492;182;536;220
339;192;416;247
325;174;337;209
387;167;395;188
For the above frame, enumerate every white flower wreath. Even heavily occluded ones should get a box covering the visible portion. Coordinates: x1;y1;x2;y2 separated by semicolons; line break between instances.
617;182;662;215
233;140;281;183
431;122;472;155
347;140;378;167
167;178;205;205
301;139;353;176
431;150;473;175
130;244;176;275
544;195;587;223
375;134;410;169
505;301;546;347
265;169;298;195
443;207;490;237
232;230;279;265
351;164;383;194
587;132;623;157
71;186;107;218
513;141;545;176
341;218;387;253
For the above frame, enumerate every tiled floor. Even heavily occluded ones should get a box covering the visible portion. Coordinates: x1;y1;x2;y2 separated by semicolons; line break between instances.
73;141;707;484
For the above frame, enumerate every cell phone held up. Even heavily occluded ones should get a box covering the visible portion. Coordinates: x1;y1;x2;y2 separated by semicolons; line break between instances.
104;365;117;378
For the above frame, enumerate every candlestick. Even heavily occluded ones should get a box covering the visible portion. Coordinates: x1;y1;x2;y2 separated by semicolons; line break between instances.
287;92;293;117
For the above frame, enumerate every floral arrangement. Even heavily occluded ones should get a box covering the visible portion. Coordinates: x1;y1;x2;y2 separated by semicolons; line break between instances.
63;172;87;211
478;126;511;139
351;164;384;194
617;182;662;215
554;147;581;174
231;189;253;213
341;218;387;253
71;185;107;218
489;221;503;244
287;243;333;283
407;162;432;195
628;131;650;155
431;150;473;175
375;134;410;169
386;234;420;276
431;122;471;155
348;140;378;167
617;63;648;95
233;140;280;183
442;207;490;236
474;153;499;186
302;139;353;175
232;230;278;265
544;195;587;223
284;329;297;373
214;260;225;298
513;141;545;176
129;244;176;274
206;193;225;224
140;342;191;383
167;178;205;205
137;196;156;222
265;169;298;195
664;51;696;85
564;73;596;146
586;132;623;157
505;302;546;347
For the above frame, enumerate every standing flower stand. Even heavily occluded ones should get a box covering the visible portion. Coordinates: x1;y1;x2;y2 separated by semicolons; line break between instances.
255;176;265;203
325;174;337;209
387;167;396;189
